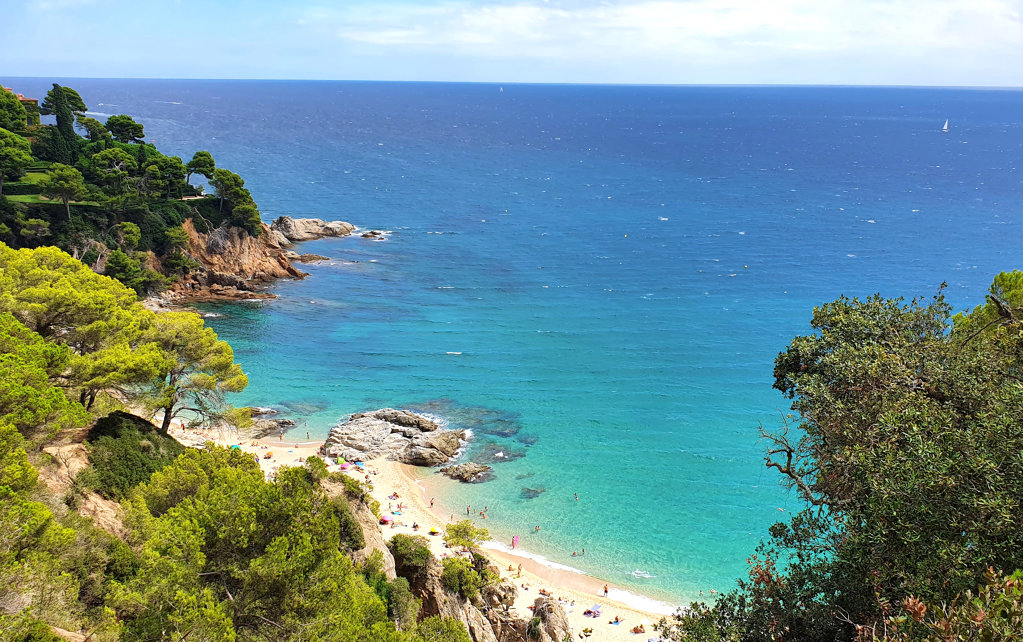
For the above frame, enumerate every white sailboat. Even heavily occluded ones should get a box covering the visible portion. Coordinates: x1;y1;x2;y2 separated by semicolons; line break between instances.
941;119;949;133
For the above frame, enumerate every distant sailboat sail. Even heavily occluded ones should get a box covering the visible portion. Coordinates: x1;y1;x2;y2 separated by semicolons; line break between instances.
942;119;949;133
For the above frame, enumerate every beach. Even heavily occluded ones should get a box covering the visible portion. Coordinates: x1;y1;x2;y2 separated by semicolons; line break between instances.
168;422;674;640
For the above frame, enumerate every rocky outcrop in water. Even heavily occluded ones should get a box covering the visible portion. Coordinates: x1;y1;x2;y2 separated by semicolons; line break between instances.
440;462;494;483
161;218;307;302
270;216;356;245
322;408;465;466
282;250;330;262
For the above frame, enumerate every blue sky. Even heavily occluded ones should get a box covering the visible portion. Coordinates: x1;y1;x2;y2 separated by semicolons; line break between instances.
3;0;1022;85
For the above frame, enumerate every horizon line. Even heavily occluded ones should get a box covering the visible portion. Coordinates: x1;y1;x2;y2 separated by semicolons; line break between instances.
3;75;1022;91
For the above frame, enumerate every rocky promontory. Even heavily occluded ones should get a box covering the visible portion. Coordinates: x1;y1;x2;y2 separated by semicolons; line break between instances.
269;216;356;246
440;462;494;483
322;408;465;466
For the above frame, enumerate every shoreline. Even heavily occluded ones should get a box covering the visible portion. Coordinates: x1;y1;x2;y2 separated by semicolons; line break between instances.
399;461;679;617
167;423;677;638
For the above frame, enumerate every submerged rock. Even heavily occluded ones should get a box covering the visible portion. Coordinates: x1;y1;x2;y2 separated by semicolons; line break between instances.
520;486;546;499
322;408;465;466
440;462;494;483
476;442;527;464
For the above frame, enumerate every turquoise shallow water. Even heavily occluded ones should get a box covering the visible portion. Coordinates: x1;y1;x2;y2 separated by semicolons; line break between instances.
9;78;1022;604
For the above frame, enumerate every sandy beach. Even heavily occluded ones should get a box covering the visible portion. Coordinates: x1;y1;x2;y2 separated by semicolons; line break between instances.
167;422;673;640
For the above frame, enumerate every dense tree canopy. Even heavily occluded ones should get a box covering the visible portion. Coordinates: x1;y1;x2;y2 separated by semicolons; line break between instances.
39;164;88;220
660;278;1023;641
104;115;145;144
0;89;28;132
0;128;33;195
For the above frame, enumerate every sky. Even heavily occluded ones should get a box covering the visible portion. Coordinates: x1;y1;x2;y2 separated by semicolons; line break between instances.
3;0;1023;86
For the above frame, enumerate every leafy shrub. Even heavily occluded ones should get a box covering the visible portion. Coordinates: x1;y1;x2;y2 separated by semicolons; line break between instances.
440;556;497;602
85;411;184;500
333;495;365;551
389;534;434;582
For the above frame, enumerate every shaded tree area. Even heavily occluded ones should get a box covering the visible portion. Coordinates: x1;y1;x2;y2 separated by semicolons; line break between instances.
659;275;1023;641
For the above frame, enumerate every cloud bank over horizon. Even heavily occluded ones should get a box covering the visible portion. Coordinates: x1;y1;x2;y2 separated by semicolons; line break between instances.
3;0;1022;86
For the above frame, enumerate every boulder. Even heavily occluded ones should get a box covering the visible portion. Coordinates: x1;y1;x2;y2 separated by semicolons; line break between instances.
323;408;464;466
482;579;518;609
440;462;494;483
270;216;356;244
530;596;573;642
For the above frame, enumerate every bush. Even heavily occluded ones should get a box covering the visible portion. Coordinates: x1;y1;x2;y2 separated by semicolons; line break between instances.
389;534;434;582
441;557;497;602
333;495;365;551
85;411;184;500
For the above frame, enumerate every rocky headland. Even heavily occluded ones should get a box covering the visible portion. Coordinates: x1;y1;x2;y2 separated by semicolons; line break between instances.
321;408;466;466
156;216;356;303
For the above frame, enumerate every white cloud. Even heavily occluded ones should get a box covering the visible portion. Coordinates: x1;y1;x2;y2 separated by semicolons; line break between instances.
297;0;1023;84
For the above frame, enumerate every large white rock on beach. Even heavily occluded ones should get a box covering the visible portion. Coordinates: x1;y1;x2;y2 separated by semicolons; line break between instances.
269;216;355;244
322;408;465;466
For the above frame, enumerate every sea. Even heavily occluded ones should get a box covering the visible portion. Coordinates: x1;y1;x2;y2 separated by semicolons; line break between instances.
8;78;1023;608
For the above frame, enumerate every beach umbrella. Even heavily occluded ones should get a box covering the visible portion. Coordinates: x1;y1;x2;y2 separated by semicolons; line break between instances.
380;515;393;523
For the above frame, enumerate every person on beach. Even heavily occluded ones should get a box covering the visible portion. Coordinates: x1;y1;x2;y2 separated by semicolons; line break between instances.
603;584;608;597
467;505;471;515
535;525;541;532
430;498;435;508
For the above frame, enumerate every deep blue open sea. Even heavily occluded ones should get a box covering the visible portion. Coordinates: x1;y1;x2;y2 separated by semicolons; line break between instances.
8;78;1023;605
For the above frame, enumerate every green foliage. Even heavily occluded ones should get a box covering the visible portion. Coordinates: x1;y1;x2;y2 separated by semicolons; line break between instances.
0;88;28;132
143;155;187;199
0;312;89;440
389;534;435;582
0;128;33;195
112;445;436;640
88;147;137;196
84;410;184;500
880;569;1023;641
38;164;87;220
229;202;263;236
186;150;215;183
116;222;141;251
103;249;167;296
41;85;87;116
440;557;493;601
443;519;490;549
105;115;144;144
413;616;472;641
75;116;109;143
142;310;248;433
661;276;1023;640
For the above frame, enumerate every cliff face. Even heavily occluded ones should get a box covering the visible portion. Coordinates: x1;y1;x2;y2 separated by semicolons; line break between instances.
167;218;307;300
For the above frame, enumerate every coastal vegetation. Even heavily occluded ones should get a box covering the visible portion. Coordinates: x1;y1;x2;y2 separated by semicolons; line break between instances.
0;240;473;640
658;278;1023;640
0;83;264;299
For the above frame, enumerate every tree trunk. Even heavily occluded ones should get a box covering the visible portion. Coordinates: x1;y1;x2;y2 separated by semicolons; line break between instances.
65;199;71;220
160;407;174;435
0;175;5;196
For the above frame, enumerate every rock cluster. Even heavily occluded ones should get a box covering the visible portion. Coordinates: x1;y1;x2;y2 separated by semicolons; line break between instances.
440;462;494;483
282;250;330;263
322;408;465;466
269;216;356;246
